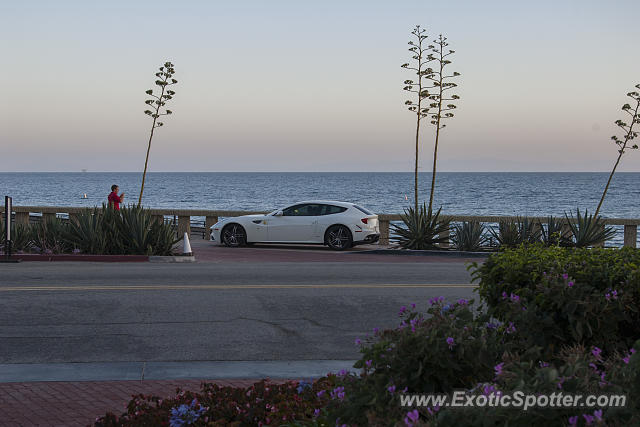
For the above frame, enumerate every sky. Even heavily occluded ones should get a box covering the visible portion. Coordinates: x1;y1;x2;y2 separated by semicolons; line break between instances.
1;0;639;172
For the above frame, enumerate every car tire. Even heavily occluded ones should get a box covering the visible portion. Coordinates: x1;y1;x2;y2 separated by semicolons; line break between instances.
325;225;353;251
221;224;247;247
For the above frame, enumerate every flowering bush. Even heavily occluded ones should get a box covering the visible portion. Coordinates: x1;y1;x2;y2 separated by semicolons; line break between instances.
324;299;520;425
94;378;336;426
471;245;640;353
430;341;640;426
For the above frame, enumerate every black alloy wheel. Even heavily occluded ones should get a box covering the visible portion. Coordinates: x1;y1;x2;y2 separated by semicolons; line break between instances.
221;224;247;247
326;225;353;250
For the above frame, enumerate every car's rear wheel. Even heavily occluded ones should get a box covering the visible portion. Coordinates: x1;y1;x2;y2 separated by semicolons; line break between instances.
221;224;247;247
326;225;352;251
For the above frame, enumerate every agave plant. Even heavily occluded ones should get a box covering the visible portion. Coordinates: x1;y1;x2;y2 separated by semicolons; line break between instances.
489;217;541;249
391;204;449;250
540;215;572;247
0;218;33;253
65;208;107;254
451;221;487;251
32;217;70;254
117;205;179;255
564;208;616;248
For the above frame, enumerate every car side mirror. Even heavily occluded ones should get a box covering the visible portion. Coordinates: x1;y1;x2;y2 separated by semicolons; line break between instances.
274;211;283;216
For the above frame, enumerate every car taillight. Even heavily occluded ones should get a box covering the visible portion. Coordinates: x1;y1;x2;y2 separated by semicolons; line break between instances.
361;218;368;224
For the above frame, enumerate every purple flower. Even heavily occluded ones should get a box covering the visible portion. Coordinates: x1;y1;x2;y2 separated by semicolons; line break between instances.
583;414;595;425
509;293;520;303
446;337;455;350
457;298;469;306
355;338;361;346
373;327;379;334
505;322;516;334
316;390;325;397
404;409;419;426
593;409;603;421
568;281;574;287
411;303;416;309
486;322;498;329
623;355;630;364
539;361;549;368
482;384;498;396
338;369;347;377
388;385;396;394
592;346;602;360
562;273;569;280
631;349;637;354
313;409;320;417
557;377;565;389
429;296;445;305
399;306;407;315
365;359;372;368
330;386;346;400
494;362;504;377
568;416;578;426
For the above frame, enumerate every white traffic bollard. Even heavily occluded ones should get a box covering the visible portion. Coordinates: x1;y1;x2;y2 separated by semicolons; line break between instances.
182;232;193;256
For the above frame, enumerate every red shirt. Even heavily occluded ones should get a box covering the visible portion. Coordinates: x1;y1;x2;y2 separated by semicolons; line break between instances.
108;191;121;210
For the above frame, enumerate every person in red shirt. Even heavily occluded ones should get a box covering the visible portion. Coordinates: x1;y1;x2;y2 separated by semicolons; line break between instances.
108;185;125;210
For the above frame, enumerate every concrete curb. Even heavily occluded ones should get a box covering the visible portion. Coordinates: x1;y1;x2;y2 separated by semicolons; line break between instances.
0;360;359;382
6;254;150;262
351;249;490;258
149;255;196;263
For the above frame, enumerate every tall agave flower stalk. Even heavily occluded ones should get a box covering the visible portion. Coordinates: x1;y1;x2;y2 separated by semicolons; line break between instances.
594;85;639;217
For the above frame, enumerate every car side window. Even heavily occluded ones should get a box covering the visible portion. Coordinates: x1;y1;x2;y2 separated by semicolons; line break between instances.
321;205;348;215
282;204;318;216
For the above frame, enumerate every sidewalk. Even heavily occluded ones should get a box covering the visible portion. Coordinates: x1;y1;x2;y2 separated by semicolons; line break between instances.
0;379;268;426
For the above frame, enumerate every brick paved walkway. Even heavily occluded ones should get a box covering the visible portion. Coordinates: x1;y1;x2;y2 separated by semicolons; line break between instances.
0;379;269;427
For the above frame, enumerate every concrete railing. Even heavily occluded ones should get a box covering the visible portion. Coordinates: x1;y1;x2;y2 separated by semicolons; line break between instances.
1;206;639;248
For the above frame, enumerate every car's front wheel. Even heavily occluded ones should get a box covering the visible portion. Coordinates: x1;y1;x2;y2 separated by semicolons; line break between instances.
325;225;352;251
221;224;247;247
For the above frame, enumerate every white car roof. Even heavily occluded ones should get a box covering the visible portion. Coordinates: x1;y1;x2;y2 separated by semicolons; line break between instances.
288;200;356;208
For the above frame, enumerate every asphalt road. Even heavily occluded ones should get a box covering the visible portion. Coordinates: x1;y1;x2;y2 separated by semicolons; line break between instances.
0;252;479;379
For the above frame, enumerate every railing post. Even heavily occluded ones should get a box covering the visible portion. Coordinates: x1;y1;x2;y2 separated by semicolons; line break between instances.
15;212;29;226
594;224;606;248
379;219;390;245
439;227;450;249
205;216;219;240
42;212;56;223
178;215;191;237
624;225;637;248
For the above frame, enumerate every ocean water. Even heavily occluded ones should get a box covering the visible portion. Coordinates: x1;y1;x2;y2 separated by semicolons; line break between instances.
1;172;638;218
1;172;639;247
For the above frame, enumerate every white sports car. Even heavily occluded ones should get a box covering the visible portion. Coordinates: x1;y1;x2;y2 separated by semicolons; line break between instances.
210;201;380;250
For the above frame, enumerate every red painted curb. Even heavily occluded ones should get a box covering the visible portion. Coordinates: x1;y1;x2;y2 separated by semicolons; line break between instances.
8;254;150;262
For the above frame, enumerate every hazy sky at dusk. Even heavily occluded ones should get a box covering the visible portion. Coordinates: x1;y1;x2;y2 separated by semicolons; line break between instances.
1;0;639;172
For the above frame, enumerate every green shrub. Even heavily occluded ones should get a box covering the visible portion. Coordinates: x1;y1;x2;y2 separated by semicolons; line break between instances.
391;204;449;250
471;245;640;354
451;221;487;251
